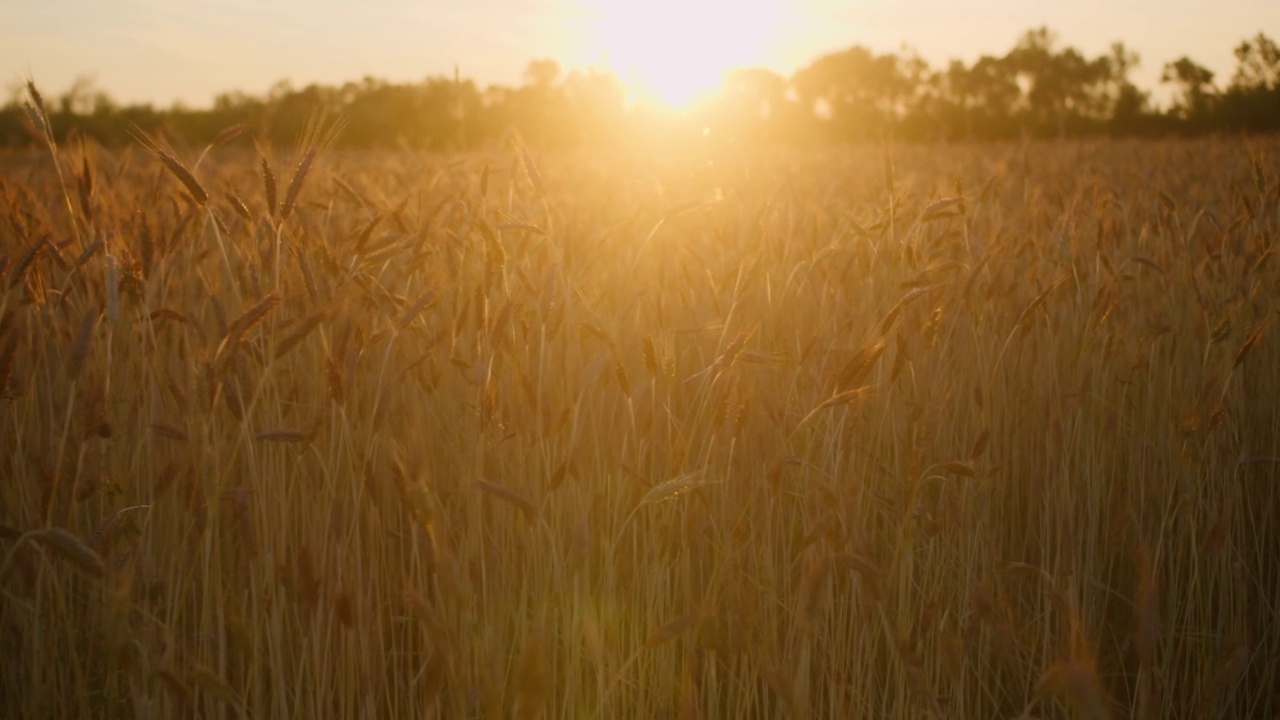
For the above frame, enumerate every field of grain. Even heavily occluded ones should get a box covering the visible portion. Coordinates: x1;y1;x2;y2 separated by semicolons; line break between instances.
1;111;1278;718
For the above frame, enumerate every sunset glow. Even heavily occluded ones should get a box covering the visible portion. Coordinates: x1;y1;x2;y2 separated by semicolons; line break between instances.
579;0;784;108
4;0;1280;713
3;0;1274;111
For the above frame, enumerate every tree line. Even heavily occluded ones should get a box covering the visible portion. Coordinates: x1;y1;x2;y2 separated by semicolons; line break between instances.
2;27;1277;150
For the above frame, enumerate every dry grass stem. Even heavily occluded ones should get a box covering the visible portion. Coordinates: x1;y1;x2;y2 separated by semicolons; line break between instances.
1;135;1276;719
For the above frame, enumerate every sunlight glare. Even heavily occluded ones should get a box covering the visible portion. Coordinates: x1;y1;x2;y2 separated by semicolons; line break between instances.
580;0;783;109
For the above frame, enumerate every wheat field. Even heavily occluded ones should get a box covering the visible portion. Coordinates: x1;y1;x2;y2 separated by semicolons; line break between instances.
1;103;1278;719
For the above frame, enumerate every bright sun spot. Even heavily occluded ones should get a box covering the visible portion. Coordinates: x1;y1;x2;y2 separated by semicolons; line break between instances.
579;0;783;109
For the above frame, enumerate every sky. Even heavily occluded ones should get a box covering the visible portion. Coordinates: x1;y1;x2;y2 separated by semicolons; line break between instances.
3;0;1277;110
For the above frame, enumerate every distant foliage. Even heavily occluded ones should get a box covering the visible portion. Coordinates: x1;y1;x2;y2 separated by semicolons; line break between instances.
2;28;1277;149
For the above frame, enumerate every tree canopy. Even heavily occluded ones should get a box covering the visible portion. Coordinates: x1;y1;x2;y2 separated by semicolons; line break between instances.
3;28;1277;149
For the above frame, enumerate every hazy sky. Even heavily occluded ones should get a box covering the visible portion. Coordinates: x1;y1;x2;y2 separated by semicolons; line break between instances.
3;0;1276;109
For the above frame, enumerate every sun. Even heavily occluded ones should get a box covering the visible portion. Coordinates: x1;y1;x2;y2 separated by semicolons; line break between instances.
578;0;783;110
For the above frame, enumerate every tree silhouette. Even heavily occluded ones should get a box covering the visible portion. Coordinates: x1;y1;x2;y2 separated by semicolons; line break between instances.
524;59;562;91
1006;27;1112;137
1100;42;1148;133
2;27;1277;150
791;46;910;141
713;67;792;141
1217;33;1280;132
562;68;627;145
1231;33;1280;91
1162;56;1218;129
939;55;1019;140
